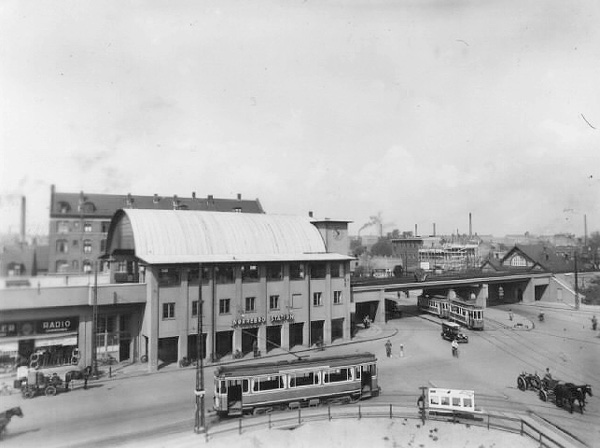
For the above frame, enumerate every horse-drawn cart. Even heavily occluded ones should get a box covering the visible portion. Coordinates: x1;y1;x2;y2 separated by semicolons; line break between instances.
517;371;541;392
20;371;67;399
538;377;593;414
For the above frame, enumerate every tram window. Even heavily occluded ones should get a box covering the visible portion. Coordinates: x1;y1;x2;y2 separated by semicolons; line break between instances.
355;367;361;380
430;396;439;405
243;379;249;393
218;380;227;394
324;368;350;383
463;398;472;408
441;397;450;406
290;371;316;388
254;375;283;392
452;397;461;406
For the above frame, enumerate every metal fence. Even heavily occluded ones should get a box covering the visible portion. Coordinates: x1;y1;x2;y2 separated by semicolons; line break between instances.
203;404;576;448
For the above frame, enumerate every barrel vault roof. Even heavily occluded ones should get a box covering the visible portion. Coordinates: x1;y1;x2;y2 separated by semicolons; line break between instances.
108;209;352;264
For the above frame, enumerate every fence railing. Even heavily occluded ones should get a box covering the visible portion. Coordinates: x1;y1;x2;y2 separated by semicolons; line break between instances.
203;404;579;448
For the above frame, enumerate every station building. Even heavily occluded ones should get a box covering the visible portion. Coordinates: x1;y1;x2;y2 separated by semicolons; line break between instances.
105;209;353;372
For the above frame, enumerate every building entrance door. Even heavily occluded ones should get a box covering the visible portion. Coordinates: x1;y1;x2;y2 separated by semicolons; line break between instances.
119;339;131;361
266;325;281;352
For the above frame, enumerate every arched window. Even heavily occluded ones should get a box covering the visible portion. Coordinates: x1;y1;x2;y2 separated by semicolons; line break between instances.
58;201;71;213
510;255;527;267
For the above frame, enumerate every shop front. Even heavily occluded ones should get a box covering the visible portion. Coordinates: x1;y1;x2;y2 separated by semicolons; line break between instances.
0;316;80;370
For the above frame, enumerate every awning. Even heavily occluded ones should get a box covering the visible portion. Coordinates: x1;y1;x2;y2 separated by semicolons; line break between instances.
35;335;77;348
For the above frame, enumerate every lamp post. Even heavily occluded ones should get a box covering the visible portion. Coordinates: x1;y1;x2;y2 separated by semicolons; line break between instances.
92;260;99;378
194;263;206;434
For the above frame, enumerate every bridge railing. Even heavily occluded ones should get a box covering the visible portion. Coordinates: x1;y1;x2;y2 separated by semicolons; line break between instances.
204;404;577;448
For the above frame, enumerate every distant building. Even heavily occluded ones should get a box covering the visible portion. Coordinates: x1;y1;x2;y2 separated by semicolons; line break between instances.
391;238;423;272
47;185;265;274
481;244;574;274
0;243;48;278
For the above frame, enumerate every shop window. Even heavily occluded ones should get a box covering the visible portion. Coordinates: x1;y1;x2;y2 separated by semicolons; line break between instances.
192;300;199;317
313;292;323;307
245;296;256;312
269;295;280;310
215;266;234;284
333;290;342;304
158;268;180;286
219;299;231;314
290;263;305;280
241;264;259;282
266;264;282;281
56;239;68;254
311;263;326;279
84;222;92;232
57;221;70;233
162;303;176;319
84;240;93;253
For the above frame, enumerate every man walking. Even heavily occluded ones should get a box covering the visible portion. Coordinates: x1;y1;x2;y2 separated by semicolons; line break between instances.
385;339;392;358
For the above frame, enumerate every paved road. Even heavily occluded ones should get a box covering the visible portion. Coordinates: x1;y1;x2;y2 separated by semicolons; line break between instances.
1;302;598;447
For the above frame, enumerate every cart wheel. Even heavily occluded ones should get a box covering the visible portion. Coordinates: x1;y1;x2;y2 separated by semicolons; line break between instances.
517;377;526;391
539;390;547;402
45;386;57;397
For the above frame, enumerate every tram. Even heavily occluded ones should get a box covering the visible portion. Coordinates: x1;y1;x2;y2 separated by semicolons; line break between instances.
417;294;450;318
213;352;379;416
449;298;484;330
425;388;484;419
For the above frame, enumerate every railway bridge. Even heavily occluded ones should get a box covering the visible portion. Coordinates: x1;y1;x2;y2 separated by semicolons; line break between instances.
350;271;569;324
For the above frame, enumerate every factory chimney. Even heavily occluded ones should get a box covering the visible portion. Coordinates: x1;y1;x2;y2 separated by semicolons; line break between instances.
469;213;472;238
21;196;26;245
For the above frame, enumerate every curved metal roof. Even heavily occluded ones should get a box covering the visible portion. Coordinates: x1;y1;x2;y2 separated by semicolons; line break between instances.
111;209;351;264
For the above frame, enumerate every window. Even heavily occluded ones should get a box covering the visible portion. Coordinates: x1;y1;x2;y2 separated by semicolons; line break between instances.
83;260;92;273
313;292;322;307
100;239;107;252
331;262;343;278
58;201;71;214
84;222;92;232
83;240;93;253
324;368;350;383
162;302;175;319
292;293;302;309
72;260;79;270
219;299;231;314
333;290;342;305
269;295;279;310
192;300;199;317
189;267;210;284
101;221;111;233
311;263;326;279
158;268;180;286
241;264;259;282
215;266;234;284
289;263;304;280
253;375;283;392
289;371;318;387
57;221;70;233
72;240;78;248
56;239;68;254
245;297;256;313
56;260;69;272
266;264;282;281
510;255;527;267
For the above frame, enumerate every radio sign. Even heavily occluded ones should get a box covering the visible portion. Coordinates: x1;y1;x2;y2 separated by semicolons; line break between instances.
38;317;79;334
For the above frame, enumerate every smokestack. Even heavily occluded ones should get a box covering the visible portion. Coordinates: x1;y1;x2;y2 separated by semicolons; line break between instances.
469;213;472;238
309;211;313;218
415;224;418;237
21;196;26;244
237;193;242;200
192;191;196;200
433;223;436;237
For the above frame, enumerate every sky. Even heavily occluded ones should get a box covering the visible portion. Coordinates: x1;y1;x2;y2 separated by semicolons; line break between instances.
1;0;599;238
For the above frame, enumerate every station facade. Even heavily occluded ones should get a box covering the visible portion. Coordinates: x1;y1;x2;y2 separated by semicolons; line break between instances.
105;209;353;372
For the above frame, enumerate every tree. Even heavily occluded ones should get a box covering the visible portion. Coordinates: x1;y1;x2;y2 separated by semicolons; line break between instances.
581;275;600;305
370;238;393;257
350;238;366;257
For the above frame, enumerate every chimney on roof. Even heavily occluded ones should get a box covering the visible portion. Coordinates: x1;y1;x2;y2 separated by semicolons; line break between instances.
126;193;134;208
208;194;214;204
79;191;85;204
237;193;242;200
309;211;313;218
172;195;179;209
415;224;418;237
192;192;196;200
153;194;159;204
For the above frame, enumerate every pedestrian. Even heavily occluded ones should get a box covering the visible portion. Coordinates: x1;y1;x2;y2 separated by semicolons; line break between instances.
385;339;392;358
451;339;459;357
508;309;513;321
591;315;597;331
400;343;404;357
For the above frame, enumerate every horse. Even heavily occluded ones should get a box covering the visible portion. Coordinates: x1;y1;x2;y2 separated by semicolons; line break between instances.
553;384;578;413
65;366;92;390
565;383;593;412
0;407;24;439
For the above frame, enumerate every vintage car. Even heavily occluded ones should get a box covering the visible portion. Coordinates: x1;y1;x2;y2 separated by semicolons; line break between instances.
441;322;469;343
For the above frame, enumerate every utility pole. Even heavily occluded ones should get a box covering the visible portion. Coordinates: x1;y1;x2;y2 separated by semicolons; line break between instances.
92;261;99;377
194;263;206;434
574;253;580;310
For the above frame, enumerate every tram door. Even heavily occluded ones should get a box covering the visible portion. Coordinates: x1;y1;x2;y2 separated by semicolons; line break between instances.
361;369;373;397
227;380;243;416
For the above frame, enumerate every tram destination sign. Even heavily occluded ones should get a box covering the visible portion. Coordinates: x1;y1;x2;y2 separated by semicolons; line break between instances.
0;316;79;338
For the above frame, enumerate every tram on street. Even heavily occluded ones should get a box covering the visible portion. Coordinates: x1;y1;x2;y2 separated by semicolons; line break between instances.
449;298;484;330
213;352;379;416
417;294;450;318
425;388;484;419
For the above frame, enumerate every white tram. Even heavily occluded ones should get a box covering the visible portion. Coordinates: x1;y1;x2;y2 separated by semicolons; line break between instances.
449;298;484;330
426;388;483;418
417;295;450;318
213;352;379;416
